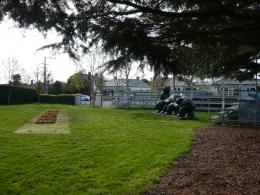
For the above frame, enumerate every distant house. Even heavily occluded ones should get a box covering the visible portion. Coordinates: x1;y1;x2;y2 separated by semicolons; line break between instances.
165;77;190;91
165;77;212;91
213;79;260;96
102;77;150;97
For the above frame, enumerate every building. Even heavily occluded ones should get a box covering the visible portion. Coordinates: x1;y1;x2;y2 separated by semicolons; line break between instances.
165;77;212;92
213;79;260;96
102;77;150;97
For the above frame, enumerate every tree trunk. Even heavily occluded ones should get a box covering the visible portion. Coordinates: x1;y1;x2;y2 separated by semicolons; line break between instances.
125;73;129;109
190;76;194;99
221;80;225;112
172;74;176;93
8;84;11;105
91;76;96;106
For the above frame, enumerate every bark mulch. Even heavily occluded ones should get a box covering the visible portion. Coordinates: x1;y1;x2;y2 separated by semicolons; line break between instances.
145;126;260;195
35;110;59;124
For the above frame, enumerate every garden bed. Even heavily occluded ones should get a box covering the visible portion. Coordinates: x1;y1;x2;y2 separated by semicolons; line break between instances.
15;109;70;134
35;110;59;124
145;126;260;194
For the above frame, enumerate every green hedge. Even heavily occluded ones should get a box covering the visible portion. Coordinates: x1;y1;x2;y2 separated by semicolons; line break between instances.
0;85;38;104
39;94;75;105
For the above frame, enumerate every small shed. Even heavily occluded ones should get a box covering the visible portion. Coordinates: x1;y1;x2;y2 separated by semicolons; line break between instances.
239;91;260;125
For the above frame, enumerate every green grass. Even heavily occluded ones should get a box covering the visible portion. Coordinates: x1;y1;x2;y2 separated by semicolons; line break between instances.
0;104;209;194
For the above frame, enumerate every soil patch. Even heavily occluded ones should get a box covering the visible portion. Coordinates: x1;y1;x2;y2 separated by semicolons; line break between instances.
145;126;260;194
15;109;70;134
35;110;59;124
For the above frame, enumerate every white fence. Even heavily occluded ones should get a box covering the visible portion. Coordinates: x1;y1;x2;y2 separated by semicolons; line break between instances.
112;90;238;111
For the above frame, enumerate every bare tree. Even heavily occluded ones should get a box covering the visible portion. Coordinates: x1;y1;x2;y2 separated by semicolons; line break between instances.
108;58;132;108
2;57;21;104
121;59;132;108
33;64;43;96
2;57;20;83
76;47;105;105
151;74;168;91
21;68;32;85
33;64;42;84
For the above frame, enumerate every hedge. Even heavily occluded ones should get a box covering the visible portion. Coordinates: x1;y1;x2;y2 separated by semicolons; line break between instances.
0;85;38;104
39;94;75;105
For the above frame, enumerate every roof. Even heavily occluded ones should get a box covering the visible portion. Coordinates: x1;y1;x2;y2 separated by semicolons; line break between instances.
214;79;260;85
104;79;149;88
165;77;199;87
165;78;187;87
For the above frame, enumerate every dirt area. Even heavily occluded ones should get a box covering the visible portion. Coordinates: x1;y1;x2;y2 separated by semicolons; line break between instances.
15;109;70;134
145;126;260;194
35;110;59;124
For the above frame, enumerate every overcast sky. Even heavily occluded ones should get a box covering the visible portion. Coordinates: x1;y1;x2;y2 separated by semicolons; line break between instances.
0;19;153;84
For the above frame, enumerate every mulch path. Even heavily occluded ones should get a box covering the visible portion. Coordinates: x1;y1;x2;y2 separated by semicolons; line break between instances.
145;126;260;194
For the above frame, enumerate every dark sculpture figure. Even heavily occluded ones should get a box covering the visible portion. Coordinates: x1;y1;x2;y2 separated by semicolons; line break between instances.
165;95;181;115
177;97;195;118
155;86;171;113
155;88;195;118
160;95;177;114
160;86;171;100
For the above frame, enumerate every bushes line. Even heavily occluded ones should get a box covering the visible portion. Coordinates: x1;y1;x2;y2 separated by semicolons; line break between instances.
0;85;37;104
39;94;75;105
0;85;75;105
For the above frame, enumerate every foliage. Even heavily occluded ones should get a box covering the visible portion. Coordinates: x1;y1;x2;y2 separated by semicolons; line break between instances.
106;56;133;107
142;79;151;86
35;81;43;95
0;84;37;104
49;80;65;95
66;71;91;94
39;94;75;105
0;104;209;194
1;1;259;79
2;57;20;83
150;76;169;90
95;72;105;91
10;74;22;86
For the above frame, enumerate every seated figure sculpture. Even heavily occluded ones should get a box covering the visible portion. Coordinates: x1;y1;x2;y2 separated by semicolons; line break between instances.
160;95;176;114
165;95;181;115
155;88;195;118
155;86;171;113
177;97;195;118
160;86;171;100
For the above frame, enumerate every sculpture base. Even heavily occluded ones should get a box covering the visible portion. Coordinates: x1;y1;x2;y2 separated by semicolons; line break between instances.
168;115;198;120
152;112;198;120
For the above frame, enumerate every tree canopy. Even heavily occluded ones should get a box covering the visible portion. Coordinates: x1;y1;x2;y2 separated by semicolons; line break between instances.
10;74;22;86
49;80;65;94
66;72;90;94
1;0;259;80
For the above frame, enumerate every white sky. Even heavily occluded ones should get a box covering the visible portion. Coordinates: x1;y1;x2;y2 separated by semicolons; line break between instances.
0;19;153;84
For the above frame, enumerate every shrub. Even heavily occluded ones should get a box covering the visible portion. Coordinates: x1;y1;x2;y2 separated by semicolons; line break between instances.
0;85;37;104
39;94;75;105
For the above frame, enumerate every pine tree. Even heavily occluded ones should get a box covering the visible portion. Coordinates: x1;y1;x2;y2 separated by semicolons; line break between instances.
1;0;259;79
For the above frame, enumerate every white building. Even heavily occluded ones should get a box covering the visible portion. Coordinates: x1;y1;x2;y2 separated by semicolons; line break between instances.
165;77;212;91
102;77;150;97
213;79;260;96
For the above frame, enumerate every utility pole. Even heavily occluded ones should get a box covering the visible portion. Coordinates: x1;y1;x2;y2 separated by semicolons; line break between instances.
43;57;48;94
42;56;55;94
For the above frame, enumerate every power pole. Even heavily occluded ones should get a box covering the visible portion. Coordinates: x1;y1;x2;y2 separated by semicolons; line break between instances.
43;57;48;94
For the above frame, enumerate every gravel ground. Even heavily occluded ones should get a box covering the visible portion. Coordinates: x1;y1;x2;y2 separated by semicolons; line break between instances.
145;126;260;195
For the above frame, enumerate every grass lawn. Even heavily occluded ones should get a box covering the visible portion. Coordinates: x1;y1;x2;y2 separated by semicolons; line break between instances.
0;104;209;194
